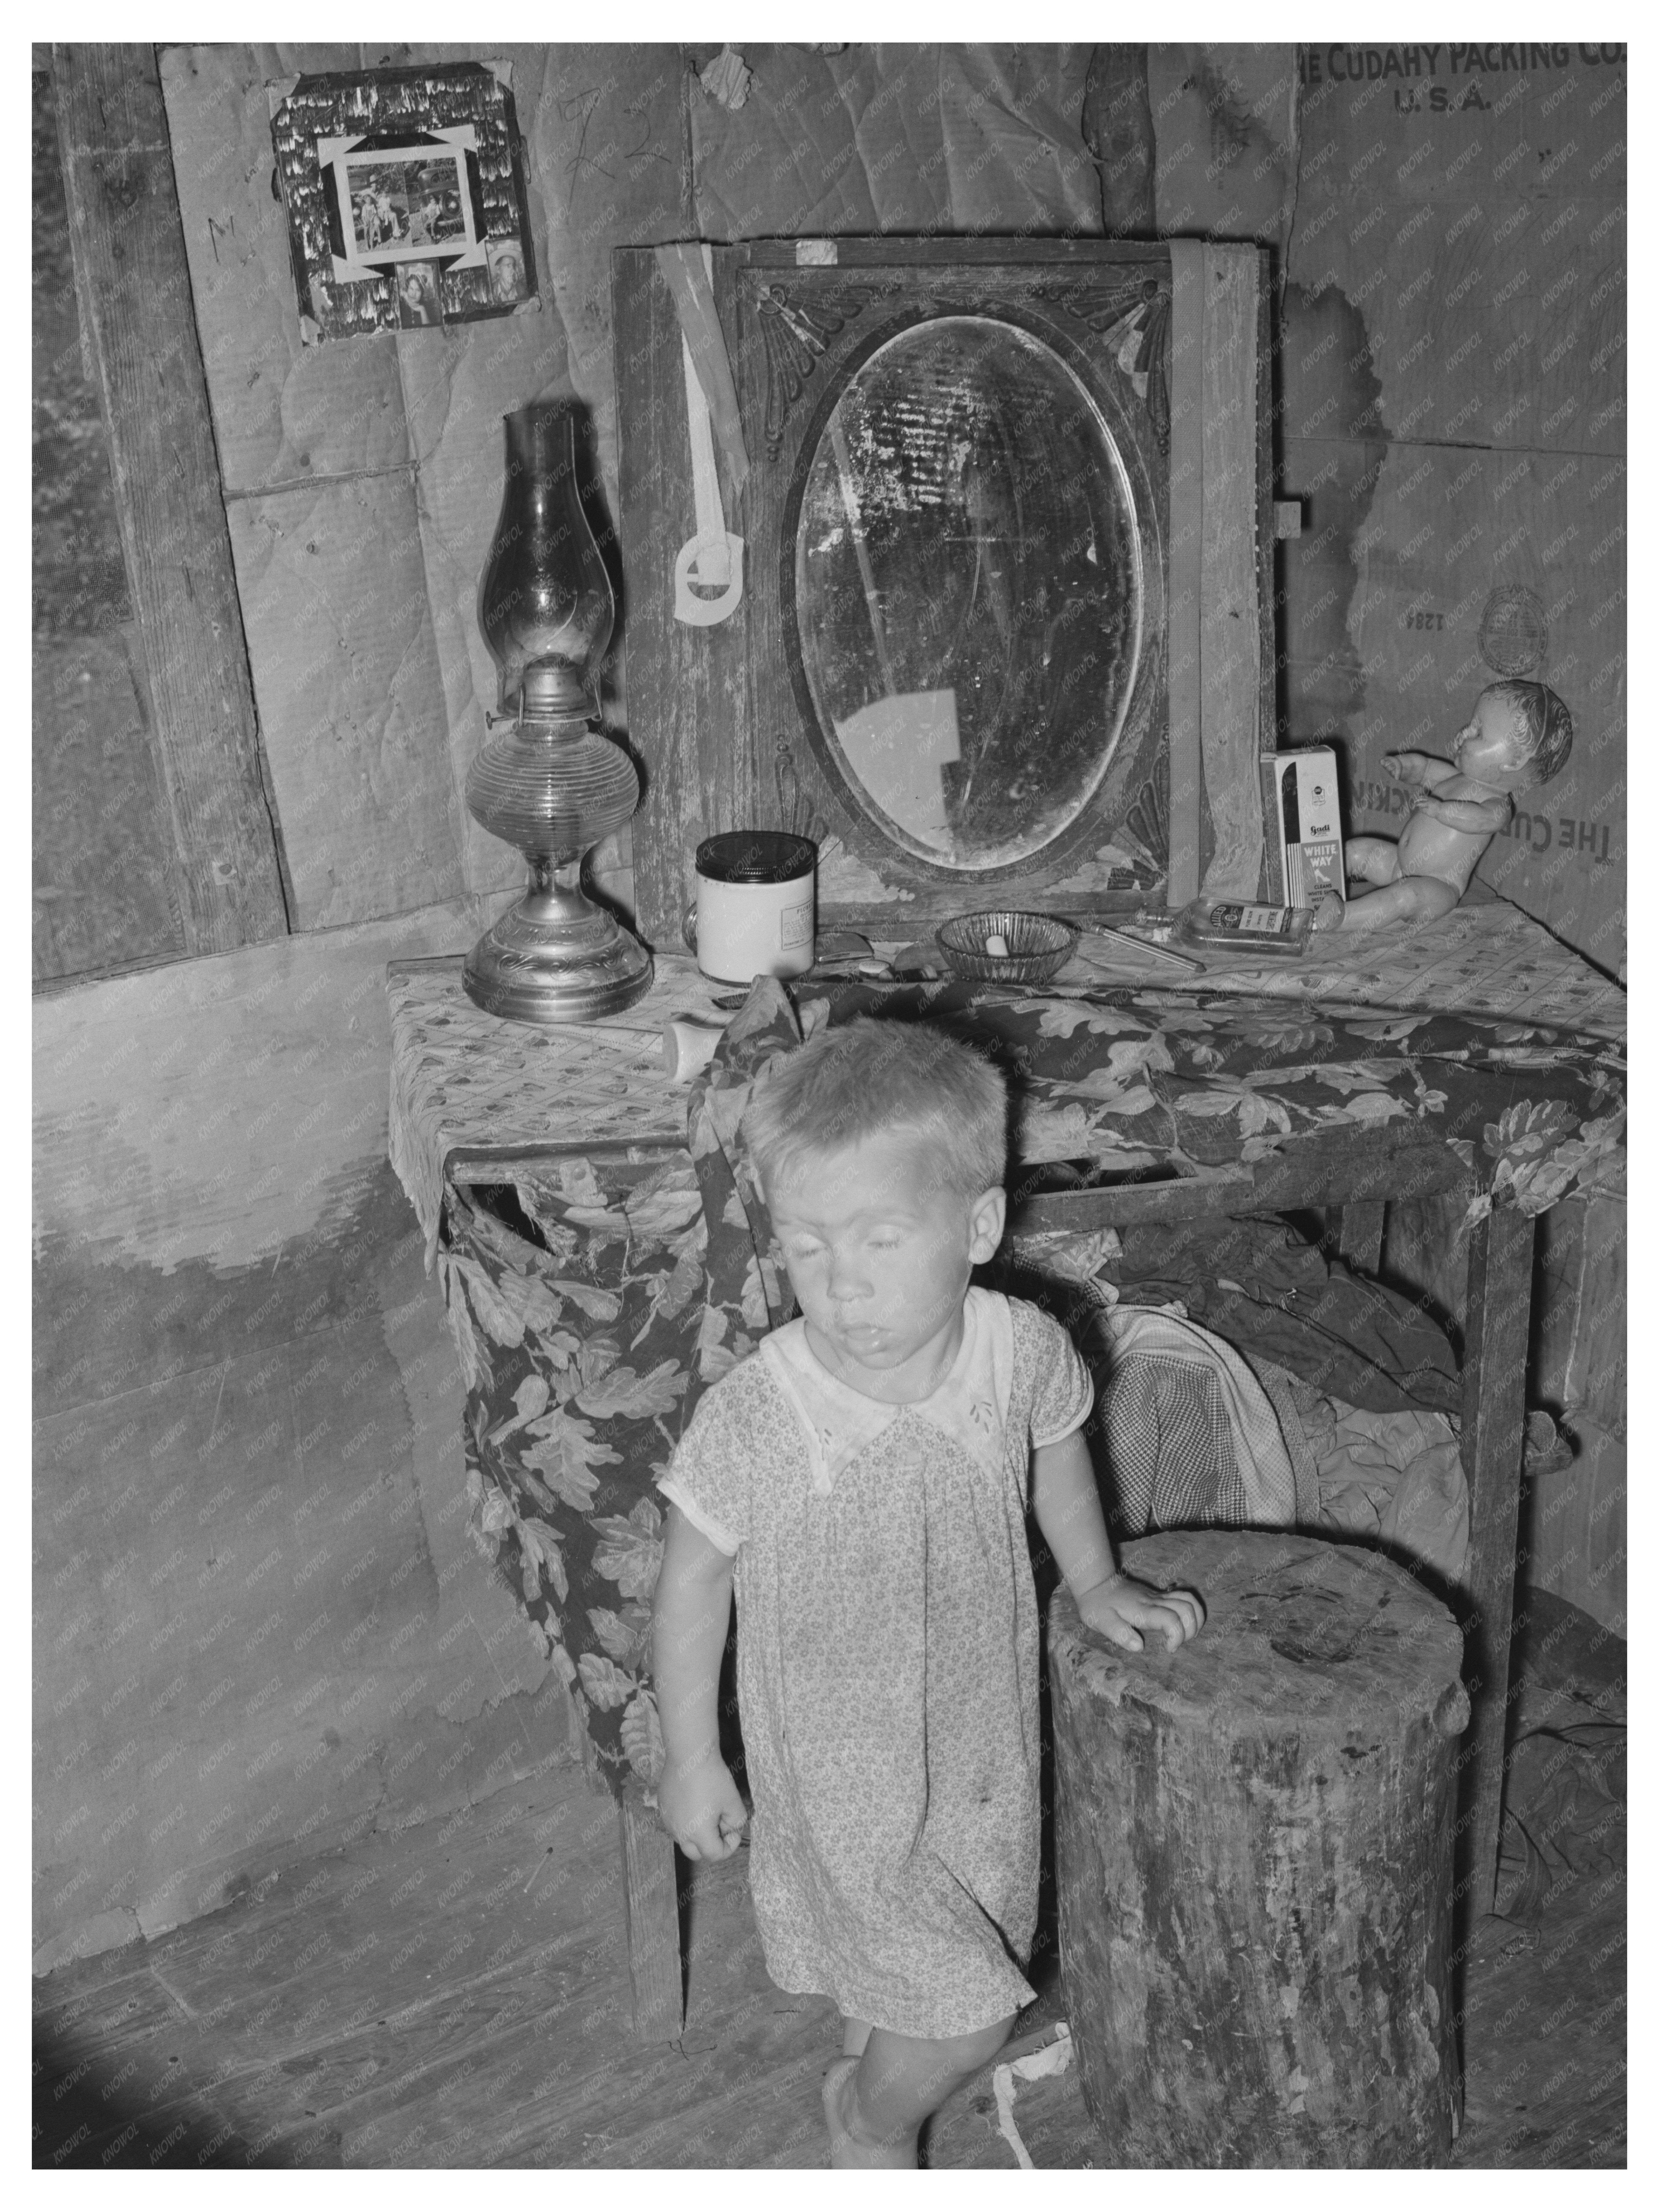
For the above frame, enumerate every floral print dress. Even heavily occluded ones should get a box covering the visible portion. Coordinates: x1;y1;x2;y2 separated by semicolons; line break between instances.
659;1287;1094;2040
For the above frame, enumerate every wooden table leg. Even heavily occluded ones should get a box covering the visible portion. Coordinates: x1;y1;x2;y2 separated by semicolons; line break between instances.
1457;1205;1535;1914
619;1780;683;2041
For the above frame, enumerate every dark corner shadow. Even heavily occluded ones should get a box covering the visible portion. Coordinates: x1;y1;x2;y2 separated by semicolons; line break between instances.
33;2017;295;2169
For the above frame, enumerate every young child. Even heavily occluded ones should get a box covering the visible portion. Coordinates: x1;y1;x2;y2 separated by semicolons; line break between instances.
651;1017;1204;2168
1316;677;1574;934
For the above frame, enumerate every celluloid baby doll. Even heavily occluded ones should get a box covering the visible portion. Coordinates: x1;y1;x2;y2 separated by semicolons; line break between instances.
650;1017;1204;2168
1315;678;1574;934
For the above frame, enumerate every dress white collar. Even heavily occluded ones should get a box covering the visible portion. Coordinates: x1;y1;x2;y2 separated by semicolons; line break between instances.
759;1286;1014;1495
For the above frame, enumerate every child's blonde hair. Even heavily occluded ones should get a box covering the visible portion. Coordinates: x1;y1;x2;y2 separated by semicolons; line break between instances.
742;1017;1009;1204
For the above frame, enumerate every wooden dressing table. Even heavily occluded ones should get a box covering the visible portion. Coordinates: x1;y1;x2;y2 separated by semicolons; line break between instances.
387;932;1623;2038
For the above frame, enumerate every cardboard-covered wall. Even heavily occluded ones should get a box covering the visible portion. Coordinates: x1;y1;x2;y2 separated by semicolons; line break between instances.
1280;42;1626;974
1123;41;1626;971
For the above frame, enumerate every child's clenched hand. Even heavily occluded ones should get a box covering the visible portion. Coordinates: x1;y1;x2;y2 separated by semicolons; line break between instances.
1076;1573;1204;1654
657;1751;748;1861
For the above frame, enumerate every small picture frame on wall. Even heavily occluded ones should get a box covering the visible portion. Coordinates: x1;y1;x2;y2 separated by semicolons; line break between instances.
269;61;535;344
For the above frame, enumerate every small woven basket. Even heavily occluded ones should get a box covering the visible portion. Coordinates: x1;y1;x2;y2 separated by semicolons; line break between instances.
935;909;1080;983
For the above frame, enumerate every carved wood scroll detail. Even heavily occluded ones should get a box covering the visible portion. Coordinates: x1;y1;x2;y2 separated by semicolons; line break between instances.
750;281;875;458
1123;756;1170;875
1030;278;1172;454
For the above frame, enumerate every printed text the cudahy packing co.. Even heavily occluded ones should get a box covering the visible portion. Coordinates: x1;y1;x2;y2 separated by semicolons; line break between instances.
1355;776;1615;864
1299;44;1627;88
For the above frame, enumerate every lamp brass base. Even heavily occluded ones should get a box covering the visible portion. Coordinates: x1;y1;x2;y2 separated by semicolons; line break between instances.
463;874;654;1025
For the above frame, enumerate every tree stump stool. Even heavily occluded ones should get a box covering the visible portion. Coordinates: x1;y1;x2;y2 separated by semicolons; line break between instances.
1049;1531;1470;2167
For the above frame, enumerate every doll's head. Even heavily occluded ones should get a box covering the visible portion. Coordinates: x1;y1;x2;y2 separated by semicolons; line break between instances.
1458;680;1574;791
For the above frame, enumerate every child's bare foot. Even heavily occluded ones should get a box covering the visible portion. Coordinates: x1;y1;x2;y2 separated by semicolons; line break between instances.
822;2056;915;2168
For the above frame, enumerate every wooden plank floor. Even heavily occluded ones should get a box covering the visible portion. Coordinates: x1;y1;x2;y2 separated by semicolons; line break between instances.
35;1616;1626;2171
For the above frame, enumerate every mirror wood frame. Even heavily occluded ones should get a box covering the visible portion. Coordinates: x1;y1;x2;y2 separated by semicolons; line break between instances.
613;236;1280;952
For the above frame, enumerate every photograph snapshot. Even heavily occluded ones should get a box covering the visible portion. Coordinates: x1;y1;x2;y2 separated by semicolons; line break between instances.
345;151;468;261
395;259;442;327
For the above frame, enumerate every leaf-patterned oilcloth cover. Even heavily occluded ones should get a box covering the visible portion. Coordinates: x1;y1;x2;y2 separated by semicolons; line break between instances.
788;977;1625;1219
440;979;805;1802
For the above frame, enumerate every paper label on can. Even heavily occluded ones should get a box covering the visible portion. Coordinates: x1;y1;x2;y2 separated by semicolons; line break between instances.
779;900;813;949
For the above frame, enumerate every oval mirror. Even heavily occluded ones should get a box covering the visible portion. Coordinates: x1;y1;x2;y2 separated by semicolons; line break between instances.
793;315;1143;872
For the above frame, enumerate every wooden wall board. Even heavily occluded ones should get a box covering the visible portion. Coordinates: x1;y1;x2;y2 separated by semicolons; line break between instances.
1255;274;1284;893
1197;242;1264;901
55;43;290;957
614;245;761;948
34;62;190;984
1165;244;1204;910
31;62;131;638
226;473;467;928
32;631;185;982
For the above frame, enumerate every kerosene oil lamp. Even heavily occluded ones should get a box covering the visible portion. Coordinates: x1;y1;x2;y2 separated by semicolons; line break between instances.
462;400;653;1022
